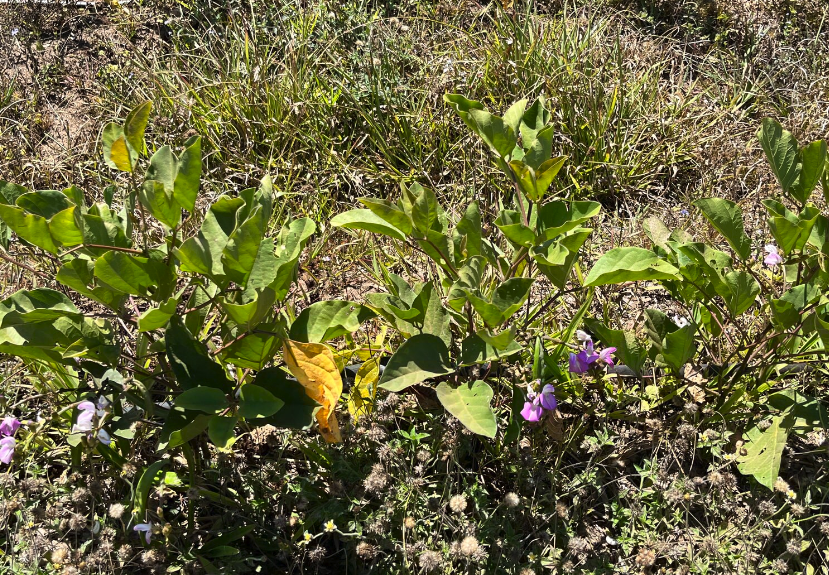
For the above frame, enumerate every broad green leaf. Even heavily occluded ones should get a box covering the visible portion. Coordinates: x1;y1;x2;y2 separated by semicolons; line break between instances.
644;308;674;352
692;198;752;260
283;339;343;443
447;256;485;312
251;367;320;429
523;125;553;170
219;329;281;370
176;387;229;413
0;205;57;253
533;229;592;289
0;181;29;205
16;190;74;218
359;197;412;235
411;185;439;236
536;200;601;240
443;93;485;134
49;207;83;246
456;201;482;257
166;317;234;392
94;251;155;296
466;277;534;327
138;297;178;332
459;333;522;365
221;288;275;331
758;118;799;193
791;139;826;203
533;155;567;201
207;416;237;449
723;270;760;316
737;413;793;490
502;99;527;135
520;97;551;145
378;334;454;392
57;259;123;310
584;319;647;375
661;324;696;371
495;209;535;247
436;380;497;438
289;300;376;343
769;283;822;329
0;288;80;326
102;123;132;172
238;384;284;419
331;209;407;241
270;218;316;299
222;207;266;286
767;390;829;433
124;101;152;163
140;180;181;229
145;145;178;192
174;136;202;212
241;239;279;300
584;247;680;287
643;216;672;251
176;195;245;279
168;414;212;449
468;108;517;158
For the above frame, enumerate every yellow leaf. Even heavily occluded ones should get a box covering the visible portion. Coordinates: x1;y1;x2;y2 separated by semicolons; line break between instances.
283;339;343;443
109;135;133;172
347;358;380;421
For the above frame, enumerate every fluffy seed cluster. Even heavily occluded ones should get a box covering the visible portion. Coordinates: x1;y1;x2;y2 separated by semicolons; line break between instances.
503;492;520;508
635;547;656;567
363;464;388;494
356;541;377;559
449;494;467;514
419;550;442;571
773;477;791;494
460;535;479;556
108;503;126;520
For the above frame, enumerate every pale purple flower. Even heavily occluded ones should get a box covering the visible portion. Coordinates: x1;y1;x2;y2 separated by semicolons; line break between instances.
569;341;598;373
0;416;20;436
539;384;557;411
597;347;617;367
575;330;592;342
134;522;152;544
97;428;112;446
521;401;543;422
764;244;783;267
0;436;14;464
72;401;96;434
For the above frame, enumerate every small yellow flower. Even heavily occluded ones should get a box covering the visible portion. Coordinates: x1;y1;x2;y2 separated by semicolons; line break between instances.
786;490;796;500
324;520;336;533
528;552;537;562
303;531;312;542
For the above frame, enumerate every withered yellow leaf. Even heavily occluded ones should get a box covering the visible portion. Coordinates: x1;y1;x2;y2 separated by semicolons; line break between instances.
283;339;343;443
347;358;380;421
109;135;133;172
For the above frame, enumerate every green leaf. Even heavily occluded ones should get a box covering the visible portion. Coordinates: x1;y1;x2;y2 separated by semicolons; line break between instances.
207;416;237;449
378;334;454;392
520;97;551;146
49;207;83;246
174;136;202;212
533;155;567;201
411;184;439;236
140;180;181;229
495;209;535;247
661;324;696;372
166;317;234;392
584;247;680;286
767;390;829;434
124;101;152;163
536;200;601;240
331;209;407;241
769;284;822;329
57;259;123;310
466;277;534;327
222;207;266;286
176;387;229;413
94;251;155;296
456;201;482;257
133;460;168;519
758;118;800;193
0;204;57;253
791;139;826;203
359;198;412;235
145;145;178;192
176;195;245;279
138;297;178;332
16;190;74;219
737;413;793;490
102;123;133;172
583;319;647;375
502;99;527;135
0;288;80;325
436;380;497;438
168;414;212;448
692;198;752;260
723;270;760;316
523;125;553;170
221;288;275;331
251;367;320;429
447;256;485;312
459;333;522;365
468;108;517;158
238;384;285;419
289;300;376;343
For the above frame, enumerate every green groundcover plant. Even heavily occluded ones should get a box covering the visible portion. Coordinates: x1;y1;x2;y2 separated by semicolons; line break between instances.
0;97;826;570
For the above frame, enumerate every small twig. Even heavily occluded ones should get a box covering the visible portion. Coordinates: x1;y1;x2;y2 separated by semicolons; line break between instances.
61;244;144;256
0;249;52;281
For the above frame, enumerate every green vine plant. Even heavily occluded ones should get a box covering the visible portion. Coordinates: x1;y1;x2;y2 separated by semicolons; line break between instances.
0;103;380;556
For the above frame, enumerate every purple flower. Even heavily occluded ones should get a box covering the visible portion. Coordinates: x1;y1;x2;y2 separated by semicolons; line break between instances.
72;401;96;434
134;522;153;544
539;384;557;411
597;347;617;367
0;436;14;464
764;244;783;267
0;416;20;436
520;401;543;422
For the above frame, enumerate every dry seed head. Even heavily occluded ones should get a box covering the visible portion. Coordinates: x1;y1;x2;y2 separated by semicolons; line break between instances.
108;503;126;520
503;492;520;508
356;541;378;559
419;550;442;571
774;477;791;493
404;516;416;529
449;495;467;514
635;547;656;567
460;535;479;556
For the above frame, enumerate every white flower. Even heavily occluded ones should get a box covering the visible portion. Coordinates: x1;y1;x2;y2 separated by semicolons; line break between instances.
576;330;592;342
672;315;689;328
